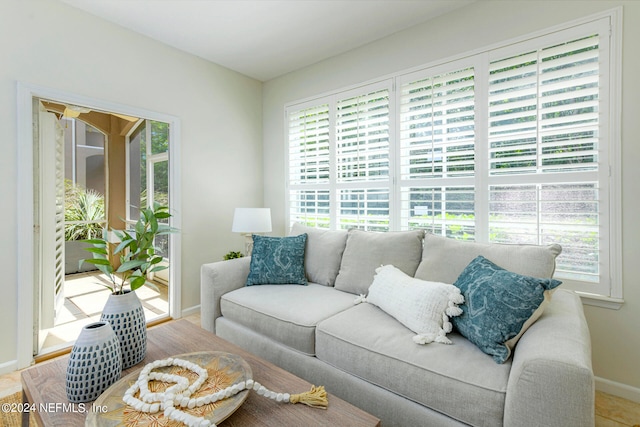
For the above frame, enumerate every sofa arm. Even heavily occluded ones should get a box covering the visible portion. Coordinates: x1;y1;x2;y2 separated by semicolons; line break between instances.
504;289;594;427
200;257;251;333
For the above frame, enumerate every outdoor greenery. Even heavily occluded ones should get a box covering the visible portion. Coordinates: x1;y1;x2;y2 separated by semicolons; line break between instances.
80;203;175;294
64;180;105;241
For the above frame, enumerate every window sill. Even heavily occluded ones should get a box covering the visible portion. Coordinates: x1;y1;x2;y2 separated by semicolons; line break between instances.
578;293;624;310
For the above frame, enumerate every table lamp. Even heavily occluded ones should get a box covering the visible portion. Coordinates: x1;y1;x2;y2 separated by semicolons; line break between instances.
232;208;272;255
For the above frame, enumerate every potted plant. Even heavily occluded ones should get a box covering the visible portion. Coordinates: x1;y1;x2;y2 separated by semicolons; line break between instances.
80;202;175;368
223;250;244;260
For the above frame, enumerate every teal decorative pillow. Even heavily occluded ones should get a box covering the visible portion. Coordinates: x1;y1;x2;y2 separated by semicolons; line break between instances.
246;234;308;286
452;256;562;364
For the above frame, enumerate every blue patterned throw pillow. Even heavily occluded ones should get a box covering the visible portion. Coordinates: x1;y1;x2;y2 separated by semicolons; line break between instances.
452;256;562;364
246;234;308;286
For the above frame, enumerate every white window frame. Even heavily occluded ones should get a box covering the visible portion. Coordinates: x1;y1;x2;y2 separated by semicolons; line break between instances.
285;9;622;308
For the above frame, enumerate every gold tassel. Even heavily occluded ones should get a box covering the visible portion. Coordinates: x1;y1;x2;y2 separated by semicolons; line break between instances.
289;385;328;409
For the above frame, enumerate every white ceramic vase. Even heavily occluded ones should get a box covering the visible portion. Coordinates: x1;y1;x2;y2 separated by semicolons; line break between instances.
100;290;147;369
66;321;122;402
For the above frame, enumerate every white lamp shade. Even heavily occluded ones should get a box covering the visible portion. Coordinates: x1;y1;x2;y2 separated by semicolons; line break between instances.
232;208;272;233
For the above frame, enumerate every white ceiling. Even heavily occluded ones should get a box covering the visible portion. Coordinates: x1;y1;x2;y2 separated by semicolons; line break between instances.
59;0;474;81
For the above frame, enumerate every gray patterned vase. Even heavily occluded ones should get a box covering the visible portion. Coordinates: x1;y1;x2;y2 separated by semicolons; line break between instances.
100;290;147;369
66;321;122;402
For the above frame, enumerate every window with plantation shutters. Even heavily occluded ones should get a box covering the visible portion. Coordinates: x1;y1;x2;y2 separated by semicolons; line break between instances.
288;104;330;185
288;105;331;227
486;23;610;296
336;88;391;230
286;13;619;300
336;89;390;182
399;66;476;239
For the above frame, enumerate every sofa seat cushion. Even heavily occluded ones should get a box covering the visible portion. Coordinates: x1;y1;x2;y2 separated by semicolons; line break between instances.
220;284;355;356
316;303;511;426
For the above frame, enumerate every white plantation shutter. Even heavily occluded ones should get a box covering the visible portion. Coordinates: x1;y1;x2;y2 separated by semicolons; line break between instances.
39;106;65;329
400;67;475;179
338;188;389;231
286;84;392;232
488;183;600;283
336;89;390;182
287;104;332;228
401;186;475;238
335;87;391;230
288;189;331;228
399;66;475;237
288;104;330;185
286;15;617;298
487;25;608;294
489;35;600;174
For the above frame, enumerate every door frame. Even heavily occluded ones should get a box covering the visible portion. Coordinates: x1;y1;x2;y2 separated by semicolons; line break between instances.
16;82;182;369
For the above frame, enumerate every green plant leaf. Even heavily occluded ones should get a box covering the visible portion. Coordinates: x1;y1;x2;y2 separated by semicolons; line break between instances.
117;259;146;273
114;238;135;254
136;217;146;235
81;238;107;246
150;265;169;273
82;258;112;267
129;275;147;291
83;247;108;256
149;256;163;265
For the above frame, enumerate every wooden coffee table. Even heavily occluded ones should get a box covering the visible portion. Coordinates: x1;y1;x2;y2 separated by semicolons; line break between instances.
21;319;380;426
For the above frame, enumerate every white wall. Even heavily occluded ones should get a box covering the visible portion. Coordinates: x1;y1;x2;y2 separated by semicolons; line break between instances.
0;1;262;369
263;1;640;396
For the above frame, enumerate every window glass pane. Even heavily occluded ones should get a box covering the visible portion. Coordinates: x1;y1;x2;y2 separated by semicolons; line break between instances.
288;105;330;185
336;89;389;182
539;36;599;172
402;186;475;239
63;119;106;240
489;35;599;174
289;189;330;228
338;188;389;231
150;121;169;155
153;160;169;211
489;183;599;282
400;68;475;178
543;183;599;282
489;184;539;244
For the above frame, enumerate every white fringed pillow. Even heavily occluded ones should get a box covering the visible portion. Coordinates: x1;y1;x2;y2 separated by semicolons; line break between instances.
361;265;464;345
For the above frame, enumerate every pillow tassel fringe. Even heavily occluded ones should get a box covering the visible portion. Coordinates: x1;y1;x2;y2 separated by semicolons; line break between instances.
446;291;464;317
442;313;453;334
353;294;367;305
413;331;453;345
413;333;436;344
434;330;453;345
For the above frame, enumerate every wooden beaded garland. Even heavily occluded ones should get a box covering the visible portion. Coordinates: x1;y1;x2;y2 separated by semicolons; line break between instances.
122;357;326;427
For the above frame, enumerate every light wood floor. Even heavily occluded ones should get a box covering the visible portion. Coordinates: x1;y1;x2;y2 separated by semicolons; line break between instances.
1;313;638;426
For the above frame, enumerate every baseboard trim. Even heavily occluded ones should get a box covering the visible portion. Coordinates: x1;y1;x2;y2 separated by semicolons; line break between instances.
596;376;640;403
181;305;201;318
0;359;18;376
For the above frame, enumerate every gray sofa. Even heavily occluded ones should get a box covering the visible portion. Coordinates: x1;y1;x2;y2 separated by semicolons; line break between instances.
201;226;594;426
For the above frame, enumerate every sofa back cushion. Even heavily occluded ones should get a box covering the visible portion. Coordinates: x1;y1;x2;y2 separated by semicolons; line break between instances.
414;233;562;284
290;223;348;287
334;229;424;295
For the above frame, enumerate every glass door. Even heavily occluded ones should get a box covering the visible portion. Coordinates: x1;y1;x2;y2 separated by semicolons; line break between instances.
128;120;171;286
